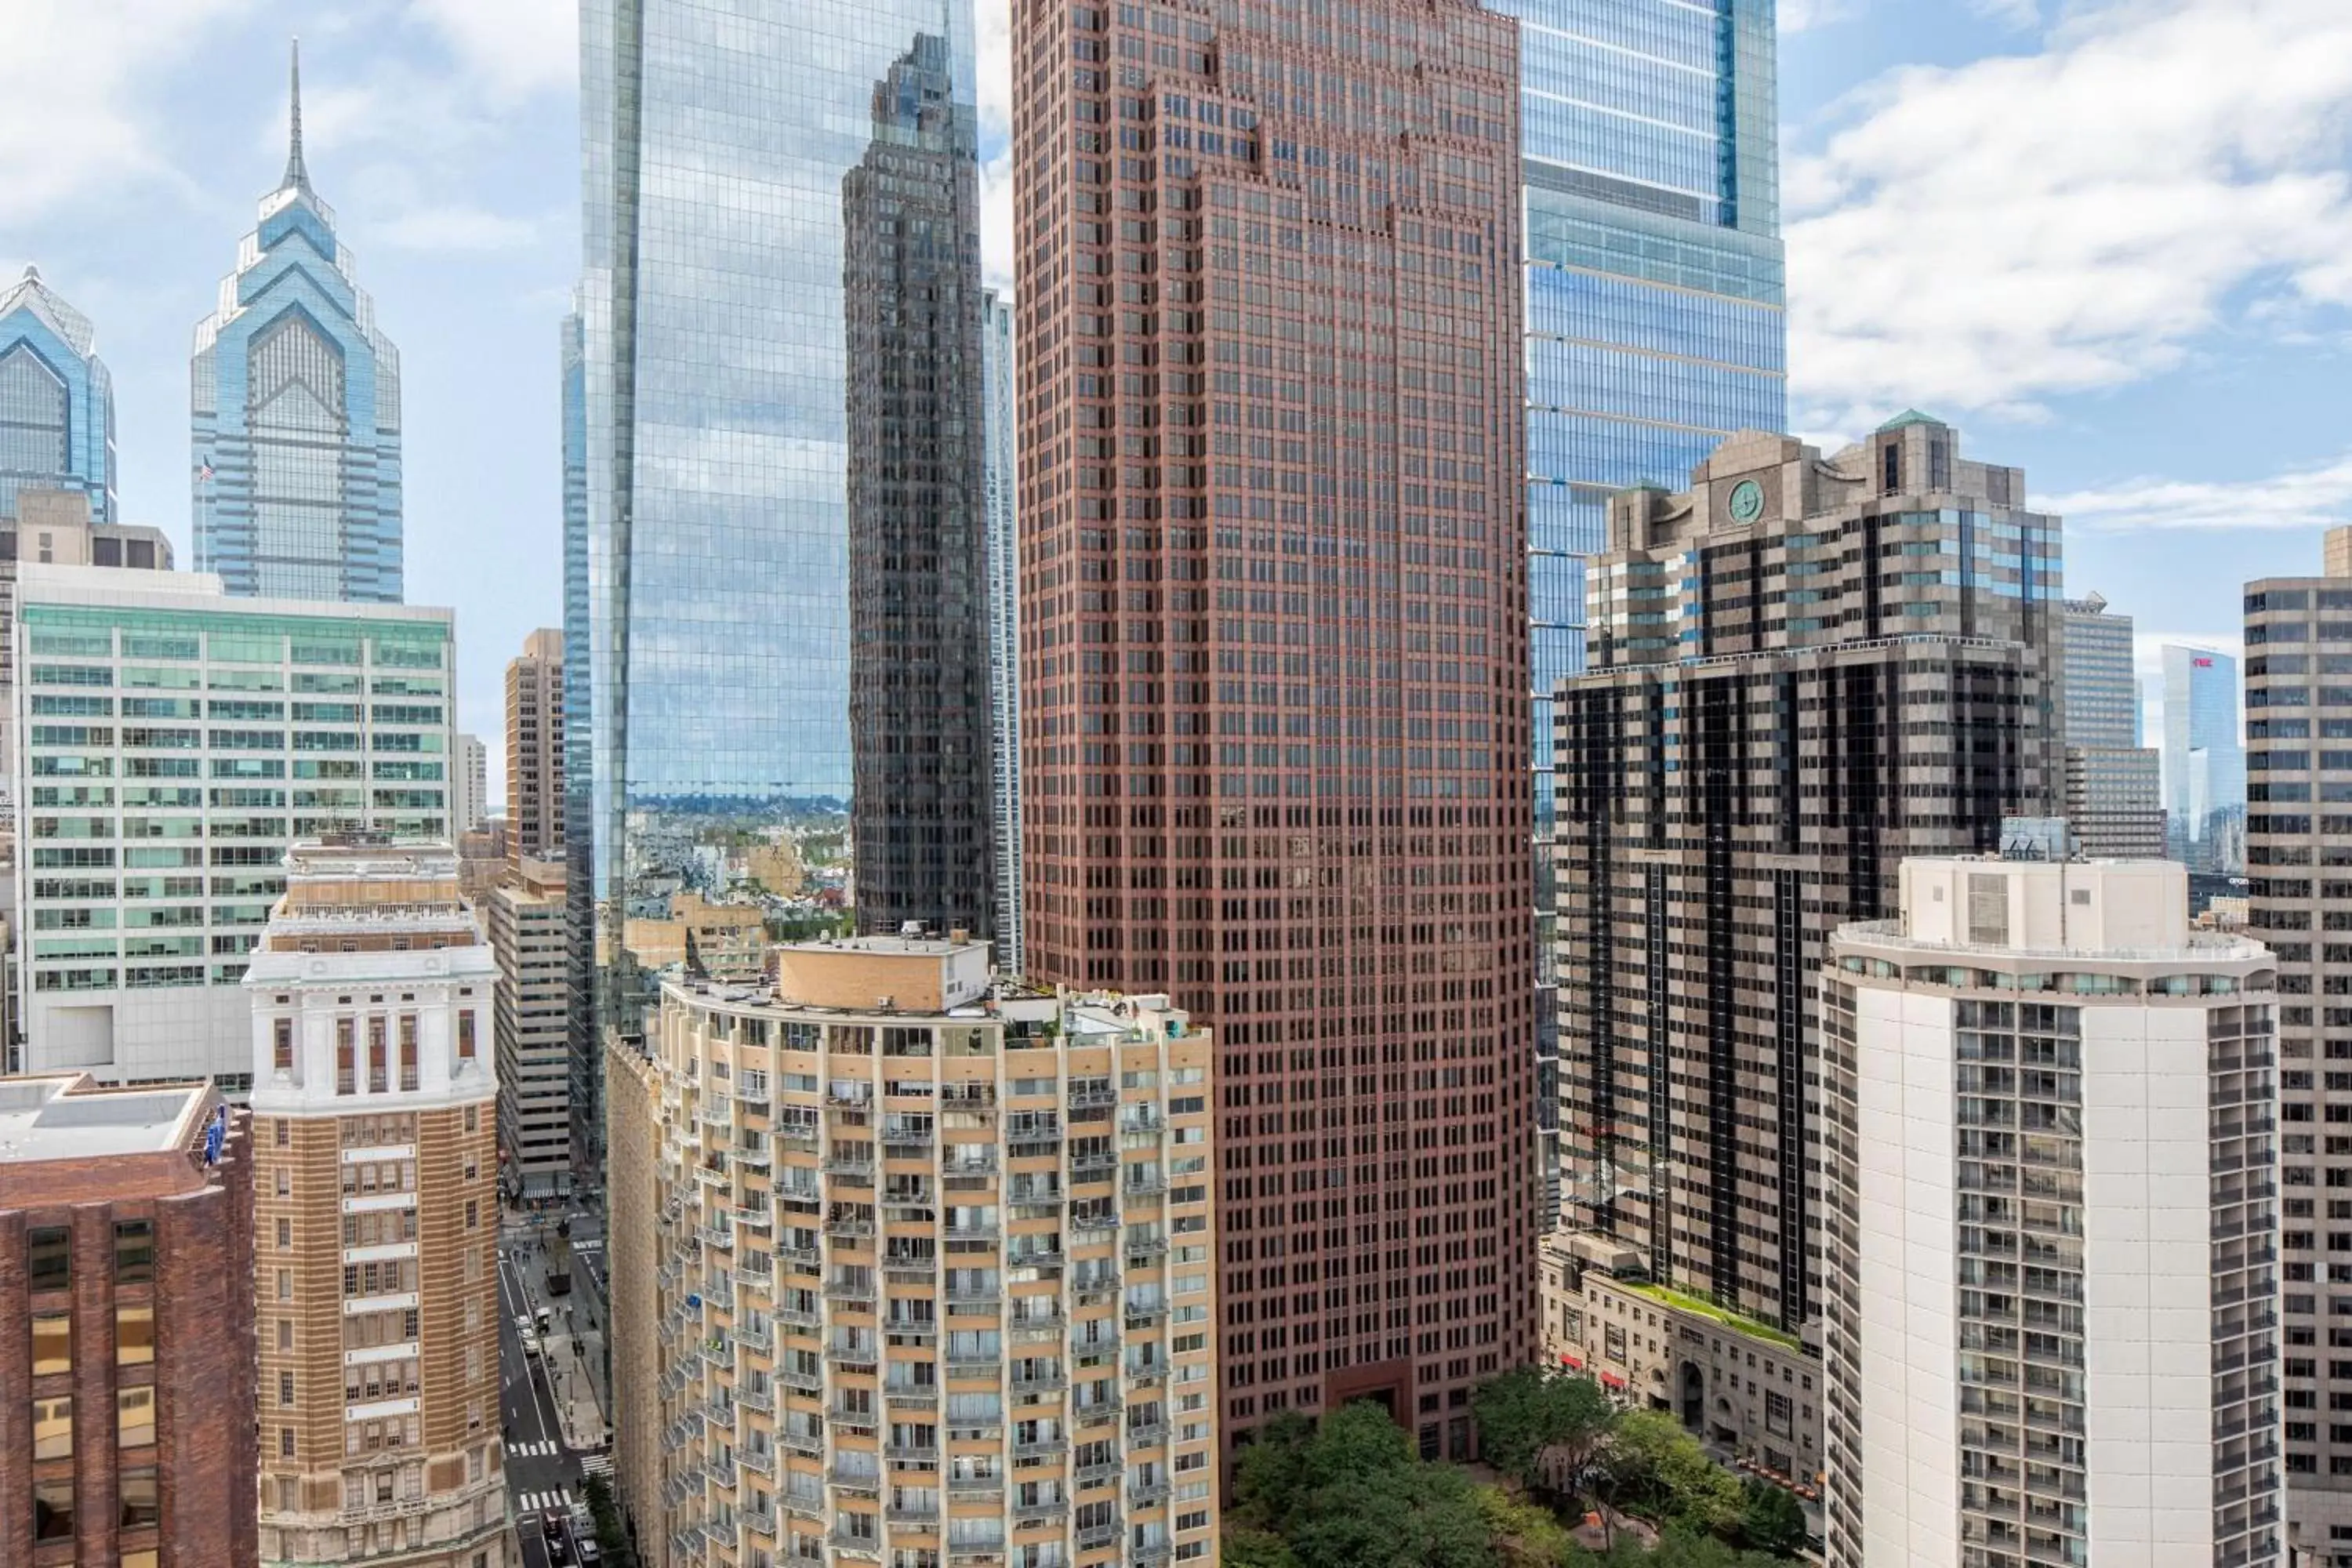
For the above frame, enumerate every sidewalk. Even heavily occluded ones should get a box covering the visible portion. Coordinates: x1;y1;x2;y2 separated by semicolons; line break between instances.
506;1221;613;1454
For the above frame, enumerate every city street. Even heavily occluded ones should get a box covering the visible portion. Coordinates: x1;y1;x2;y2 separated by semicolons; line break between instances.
500;1206;612;1568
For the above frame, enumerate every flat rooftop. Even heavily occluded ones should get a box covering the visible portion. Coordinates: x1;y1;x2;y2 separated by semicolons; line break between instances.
779;934;983;958
0;1075;209;1163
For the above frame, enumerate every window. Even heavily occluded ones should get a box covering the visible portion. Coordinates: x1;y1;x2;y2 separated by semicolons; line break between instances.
280;1371;296;1406
33;1477;73;1541
117;1305;155;1366
281;1425;296;1458
458;1009;477;1060
274;1016;294;1072
118;1385;155;1448
27;1225;70;1291
278;1218;292;1250
31;1311;70;1375
399;1015;419;1090
368;1017;388;1092
337;1018;356;1095
114;1219;155;1283
32;1394;74;1459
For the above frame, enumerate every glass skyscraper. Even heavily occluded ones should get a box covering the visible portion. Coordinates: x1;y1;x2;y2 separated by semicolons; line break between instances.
192;44;403;603
0;266;117;524
982;289;1024;978
579;0;989;1052
2162;643;2247;873
1491;0;1787;779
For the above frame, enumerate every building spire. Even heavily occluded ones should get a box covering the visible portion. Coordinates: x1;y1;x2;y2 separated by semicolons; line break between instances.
284;37;312;194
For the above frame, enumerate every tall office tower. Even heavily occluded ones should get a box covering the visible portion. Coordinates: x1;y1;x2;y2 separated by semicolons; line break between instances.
505;628;564;866
192;43;403;604
982;289;1025;976
1011;0;1536;1455
2163;643;2247;875
579;0;993;1105
0;1075;256;1566
1494;0;1788;1217
452;731;488;835
558;308;597;1178
1819;855;2281;1568
0;267;118;524
244;839;506;1568
2060;593;2164;859
2245;545;2352;1559
0;489;173;786
844;36;996;939
604;936;1221;1568
1556;419;2063;1343
11;565;452;1088
492;858;572;1198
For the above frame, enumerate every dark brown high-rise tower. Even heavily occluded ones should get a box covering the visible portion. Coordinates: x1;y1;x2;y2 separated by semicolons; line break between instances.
1013;0;1534;1461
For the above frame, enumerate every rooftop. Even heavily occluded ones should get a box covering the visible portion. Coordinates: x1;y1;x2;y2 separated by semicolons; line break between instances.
0;1075;212;1164
779;931;982;959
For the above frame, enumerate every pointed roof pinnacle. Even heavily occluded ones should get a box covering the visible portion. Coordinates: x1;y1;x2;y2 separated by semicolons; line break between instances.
284;37;312;195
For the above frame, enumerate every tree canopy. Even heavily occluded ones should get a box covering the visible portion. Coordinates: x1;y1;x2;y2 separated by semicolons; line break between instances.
1472;1365;1619;1490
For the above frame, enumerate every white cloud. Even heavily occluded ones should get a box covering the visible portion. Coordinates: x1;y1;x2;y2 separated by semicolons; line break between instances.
1787;0;2352;432
1970;0;2042;27
2047;452;2352;532
982;147;1015;292
976;0;1013;140
406;0;577;99
0;0;252;223
975;0;1015;294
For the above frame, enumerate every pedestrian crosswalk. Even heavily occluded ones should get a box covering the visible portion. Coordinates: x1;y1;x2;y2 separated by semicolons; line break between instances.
581;1454;613;1479
509;1440;564;1459
516;1490;571;1513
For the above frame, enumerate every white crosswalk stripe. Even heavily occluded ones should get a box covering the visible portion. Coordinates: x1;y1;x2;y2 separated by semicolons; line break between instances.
506;1439;561;1458
580;1454;613;1477
517;1490;567;1512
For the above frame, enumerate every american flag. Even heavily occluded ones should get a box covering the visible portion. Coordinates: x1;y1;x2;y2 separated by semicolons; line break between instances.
195;459;214;482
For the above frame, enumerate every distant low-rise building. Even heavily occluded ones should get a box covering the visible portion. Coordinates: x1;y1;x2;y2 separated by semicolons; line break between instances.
0;1072;256;1566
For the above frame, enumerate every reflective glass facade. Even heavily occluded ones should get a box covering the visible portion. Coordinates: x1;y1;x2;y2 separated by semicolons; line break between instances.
580;1;989;1052
192;49;403;603
1485;0;1786;813
0;267;117;524
561;307;598;1172
2163;643;2246;871
982;290;1025;977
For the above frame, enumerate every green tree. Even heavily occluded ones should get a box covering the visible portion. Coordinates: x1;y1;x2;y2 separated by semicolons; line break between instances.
1234;1400;1499;1568
1737;1480;1809;1555
1472;1366;1619;1492
1600;1412;1740;1537
1475;1484;1575;1567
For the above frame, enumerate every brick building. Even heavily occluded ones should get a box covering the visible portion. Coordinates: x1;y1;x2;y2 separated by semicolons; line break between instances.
506;628;563;868
243;838;508;1568
1011;0;1537;1458
0;1073;256;1566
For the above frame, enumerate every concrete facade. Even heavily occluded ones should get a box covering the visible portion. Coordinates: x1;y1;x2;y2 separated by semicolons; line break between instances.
0;1073;256;1568
491;858;572;1196
1819;856;2281;1568
607;939;1220;1568
2245;562;2352;1565
244;840;508;1568
2060;594;2163;861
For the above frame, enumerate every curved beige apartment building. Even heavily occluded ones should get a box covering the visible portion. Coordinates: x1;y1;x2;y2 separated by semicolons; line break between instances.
608;934;1219;1568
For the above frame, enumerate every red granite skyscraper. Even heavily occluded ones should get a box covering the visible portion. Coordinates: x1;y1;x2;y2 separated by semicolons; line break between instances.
1013;0;1534;1458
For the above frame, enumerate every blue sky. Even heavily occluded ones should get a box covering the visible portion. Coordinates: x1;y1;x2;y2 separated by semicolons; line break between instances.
3;0;2349;790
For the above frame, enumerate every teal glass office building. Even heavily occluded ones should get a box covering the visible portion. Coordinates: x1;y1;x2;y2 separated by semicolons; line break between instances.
1487;0;1787;816
579;1;992;1079
0;267;118;524
191;48;403;603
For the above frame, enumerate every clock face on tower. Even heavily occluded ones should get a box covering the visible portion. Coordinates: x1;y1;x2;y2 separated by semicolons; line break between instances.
1729;478;1765;524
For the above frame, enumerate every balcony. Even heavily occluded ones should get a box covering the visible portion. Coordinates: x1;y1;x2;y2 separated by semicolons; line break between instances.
1014;1498;1069;1525
827;1531;883;1560
736;1323;775;1354
884;1138;936;1162
1069;1152;1117;1178
884;1318;939;1342
945;1284;1001;1306
943;1153;1000;1177
947;1353;1002;1378
829;1465;883;1494
1074;1460;1120;1488
1068;1087;1116;1109
742;1508;778;1539
1013;1436;1069;1460
829;1404;881;1433
1075;1399;1123;1428
824;1283;878;1309
826;1215;877;1240
741;1448;777;1478
1125;1236;1168;1260
1011;1370;1067;1395
780;1367;824;1394
1075;1519;1123;1552
781;1428;826;1457
824;1151;877;1176
886;1386;941;1409
778;1302;823;1330
738;1386;776;1414
946;1221;1000;1243
1127;1480;1169;1508
886;1441;942;1464
948;1473;1006;1497
1125;1422;1167;1448
699;1225;735;1251
888;1501;942;1524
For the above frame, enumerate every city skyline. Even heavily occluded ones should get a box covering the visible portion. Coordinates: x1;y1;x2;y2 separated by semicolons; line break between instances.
1;2;2347;797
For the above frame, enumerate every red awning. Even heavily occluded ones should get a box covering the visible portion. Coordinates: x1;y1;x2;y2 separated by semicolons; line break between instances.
1559;1352;1585;1370
1599;1370;1627;1390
